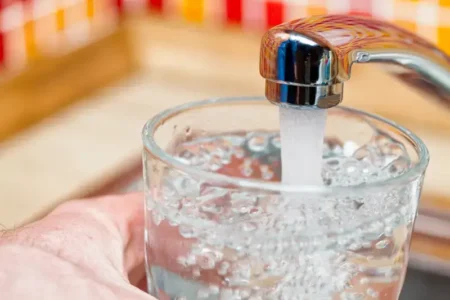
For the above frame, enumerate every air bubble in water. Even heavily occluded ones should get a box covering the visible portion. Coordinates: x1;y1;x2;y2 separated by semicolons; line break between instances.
197;287;210;298
186;254;196;265
198;187;228;202
192;267;201;277
366;288;379;298
218;261;230;276
386;156;410;175
191;243;205;255
249;207;263;216
343;159;359;173
179;149;195;159
209;158;223;171
198;254;217;270
228;261;252;286
168;217;180;226
326;158;341;170
180;197;194;207
247;134;269;152
179;225;196;238
359;277;369;285
262;170;274;180
201;204;224;214
241;222;257;232
353;145;376;162
260;164;274;180
239;288;252;298
362;241;372;248
219;289;234;300
384;226;394;237
341;292;365;300
240;159;254;177
323;177;332;186
271;136;281;148
348;243;362;251
375;239;390;249
353;200;364;210
177;256;187;267
151;211;163;225
234;147;245;159
209;285;220;295
223;154;232;165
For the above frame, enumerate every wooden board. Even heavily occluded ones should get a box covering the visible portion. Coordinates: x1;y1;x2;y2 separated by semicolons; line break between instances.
0;26;137;141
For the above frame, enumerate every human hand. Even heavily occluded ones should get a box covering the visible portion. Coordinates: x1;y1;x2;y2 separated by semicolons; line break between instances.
0;193;154;300
0;192;400;300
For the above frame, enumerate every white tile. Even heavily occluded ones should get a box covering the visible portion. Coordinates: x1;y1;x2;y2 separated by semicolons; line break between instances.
283;3;307;22
1;3;25;31
326;0;350;14
283;0;310;6
242;0;265;31
416;2;439;27
205;0;226;25
372;0;394;21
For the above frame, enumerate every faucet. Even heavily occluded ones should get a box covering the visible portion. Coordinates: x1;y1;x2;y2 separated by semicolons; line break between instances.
260;15;450;109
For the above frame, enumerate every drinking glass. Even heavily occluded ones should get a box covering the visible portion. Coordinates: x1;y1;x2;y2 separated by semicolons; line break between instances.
142;97;429;300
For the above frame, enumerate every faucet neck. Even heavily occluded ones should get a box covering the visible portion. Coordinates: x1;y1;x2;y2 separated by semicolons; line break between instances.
260;15;450;108
265;81;343;108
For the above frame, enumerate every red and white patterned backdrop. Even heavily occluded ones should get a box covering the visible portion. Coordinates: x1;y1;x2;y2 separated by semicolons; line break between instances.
0;0;448;72
132;0;450;55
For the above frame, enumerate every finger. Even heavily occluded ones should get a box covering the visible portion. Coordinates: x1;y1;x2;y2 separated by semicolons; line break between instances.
135;274;148;292
0;193;145;283
89;192;146;274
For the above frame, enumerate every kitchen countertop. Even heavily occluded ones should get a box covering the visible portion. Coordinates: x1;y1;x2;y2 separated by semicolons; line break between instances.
1;17;449;231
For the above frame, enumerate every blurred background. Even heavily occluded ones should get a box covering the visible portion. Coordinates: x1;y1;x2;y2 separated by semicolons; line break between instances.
0;0;450;294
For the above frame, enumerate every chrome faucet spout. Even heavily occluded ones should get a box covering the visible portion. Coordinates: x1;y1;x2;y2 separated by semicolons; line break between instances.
260;15;450;109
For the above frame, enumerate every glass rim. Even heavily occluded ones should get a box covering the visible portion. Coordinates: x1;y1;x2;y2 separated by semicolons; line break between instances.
142;97;429;194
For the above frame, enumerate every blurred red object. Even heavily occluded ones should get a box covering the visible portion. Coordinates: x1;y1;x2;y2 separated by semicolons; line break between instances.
226;0;242;24
349;0;372;17
149;0;163;12
265;1;283;29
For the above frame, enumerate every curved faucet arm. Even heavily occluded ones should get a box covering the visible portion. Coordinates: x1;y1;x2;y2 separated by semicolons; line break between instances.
260;15;450;108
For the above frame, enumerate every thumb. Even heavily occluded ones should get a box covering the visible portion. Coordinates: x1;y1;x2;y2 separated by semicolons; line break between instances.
0;193;146;284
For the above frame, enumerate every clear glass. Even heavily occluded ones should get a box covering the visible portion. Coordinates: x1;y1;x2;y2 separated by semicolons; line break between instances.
142;97;429;300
